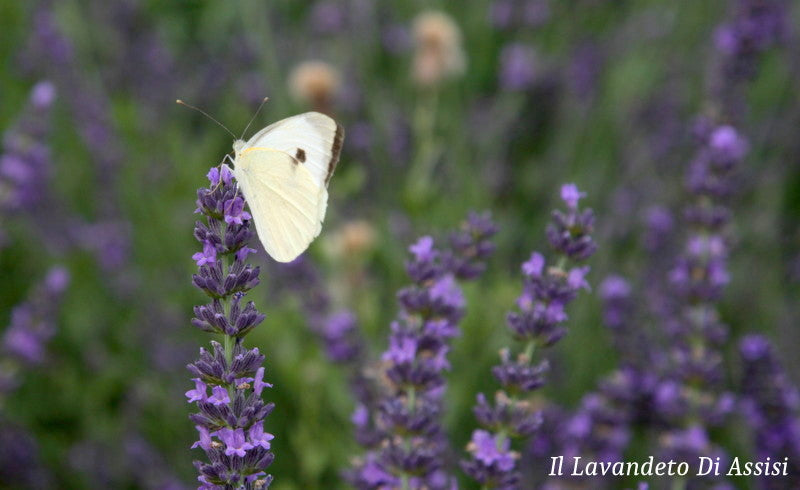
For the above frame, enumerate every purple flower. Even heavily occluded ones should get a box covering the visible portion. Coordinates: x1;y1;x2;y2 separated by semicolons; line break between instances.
30;81;56;108
223;197;251;225
253;367;273;396
191;426;213;451
469;430;516;471
235;246;257;262
185;379;208;403
220;165;233;186
206;167;220;186
499;43;537;91
217;428;254;457
0;81;56;212
410;236;436;261
207;385;231;406
599;275;634;338
319;311;362;363
382;334;417;364
349;213;497;488
248;422;275;450
2;266;70;369
192;241;216;266
429;275;465;309
548;184;596;260
188;165;274;487
739;335;800;486
309;1;346;34
600;275;630;303
3;321;43;366
715;0;787;81
522;252;545;277
567;266;591;291
709;125;747;161
560;183;586;210
463;185;596;487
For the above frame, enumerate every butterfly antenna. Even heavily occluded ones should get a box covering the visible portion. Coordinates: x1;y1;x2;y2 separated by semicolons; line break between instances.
176;99;236;139
240;97;270;139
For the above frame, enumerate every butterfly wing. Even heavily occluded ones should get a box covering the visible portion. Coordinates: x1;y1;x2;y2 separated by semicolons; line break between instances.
233;148;325;262
245;112;344;189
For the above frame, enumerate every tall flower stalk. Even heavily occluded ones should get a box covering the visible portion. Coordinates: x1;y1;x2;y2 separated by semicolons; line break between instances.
739;335;800;488
187;165;274;489
462;184;596;489
0;266;70;400
349;212;496;489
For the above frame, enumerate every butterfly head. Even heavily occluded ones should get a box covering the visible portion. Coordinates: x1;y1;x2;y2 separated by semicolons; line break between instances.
233;139;246;155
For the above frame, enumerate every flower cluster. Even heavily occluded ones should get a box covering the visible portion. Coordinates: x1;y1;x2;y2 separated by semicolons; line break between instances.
462;184;596;489
0;266;70;395
0;81;56;215
489;0;551;31
349;212;497;489
643;121;747;485
187;165;274;489
714;0;788;82
739;335;800;488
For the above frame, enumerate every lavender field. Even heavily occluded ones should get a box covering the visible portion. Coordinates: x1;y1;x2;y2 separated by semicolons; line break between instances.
1;1;799;489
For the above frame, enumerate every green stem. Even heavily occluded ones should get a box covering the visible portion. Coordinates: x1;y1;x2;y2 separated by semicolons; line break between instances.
406;88;440;205
224;334;233;366
522;340;536;361
221;240;235;399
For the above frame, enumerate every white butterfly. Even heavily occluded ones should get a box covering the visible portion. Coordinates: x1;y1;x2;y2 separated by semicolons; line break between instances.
231;112;343;262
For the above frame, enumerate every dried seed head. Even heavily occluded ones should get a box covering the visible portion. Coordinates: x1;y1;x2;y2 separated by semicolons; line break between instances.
411;11;466;87
288;60;342;113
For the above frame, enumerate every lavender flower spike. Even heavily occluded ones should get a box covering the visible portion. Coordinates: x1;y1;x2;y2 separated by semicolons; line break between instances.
348;212;497;489
187;164;274;489
739;335;800;488
462;184;597;488
0;266;70;396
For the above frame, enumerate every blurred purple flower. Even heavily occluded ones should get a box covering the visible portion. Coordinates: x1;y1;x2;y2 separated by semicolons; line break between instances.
547;184;597;260
0;81;56;213
0;423;53;488
490;0;551;30
309;1;347;34
381;24;411;55
2;266;70;368
739;335;800;488
499;43;537;91
714;0;787;81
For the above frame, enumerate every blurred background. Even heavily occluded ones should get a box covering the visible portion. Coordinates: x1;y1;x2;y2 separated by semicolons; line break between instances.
0;0;798;488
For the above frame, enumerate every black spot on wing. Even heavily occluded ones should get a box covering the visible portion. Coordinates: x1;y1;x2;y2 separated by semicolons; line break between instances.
295;148;306;163
325;123;344;186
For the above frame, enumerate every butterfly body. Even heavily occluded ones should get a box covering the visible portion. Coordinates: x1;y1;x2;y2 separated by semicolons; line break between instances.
231;112;343;262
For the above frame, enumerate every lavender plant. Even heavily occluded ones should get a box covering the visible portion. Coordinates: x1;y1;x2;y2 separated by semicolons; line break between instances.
545;2;790;487
461;184;596;489
348;212;497;489
187;165;274;489
0;81;56;220
0;266;69;398
739;335;800;488
533;276;658;490
648;121;756;490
